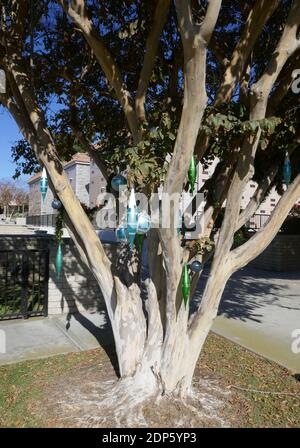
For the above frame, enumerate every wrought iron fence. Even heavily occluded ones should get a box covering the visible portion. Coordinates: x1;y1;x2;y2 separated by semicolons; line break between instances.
26;214;58;227
246;213;270;230
0;250;49;320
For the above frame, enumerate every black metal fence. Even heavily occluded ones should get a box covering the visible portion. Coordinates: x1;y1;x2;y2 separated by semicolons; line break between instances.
246;214;270;230
0;249;49;320
26;214;57;227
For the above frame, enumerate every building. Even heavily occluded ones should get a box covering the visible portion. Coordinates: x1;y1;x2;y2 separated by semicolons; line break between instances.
28;153;297;230
28;153;96;218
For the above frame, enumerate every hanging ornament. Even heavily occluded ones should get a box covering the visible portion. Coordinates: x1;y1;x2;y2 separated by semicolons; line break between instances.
188;156;197;194
137;211;151;234
111;174;127;192
55;242;63;279
181;263;190;308
52;199;62;210
283;151;292;186
115;225;128;244
190;260;202;273
40;167;48;202
137;233;144;252
127;188;138;248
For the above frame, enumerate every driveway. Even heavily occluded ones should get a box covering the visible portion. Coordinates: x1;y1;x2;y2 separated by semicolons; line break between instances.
210;267;300;372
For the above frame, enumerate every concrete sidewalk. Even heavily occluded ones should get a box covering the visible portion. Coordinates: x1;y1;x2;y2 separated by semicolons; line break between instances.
0;311;114;365
0;267;299;372
211;268;300;372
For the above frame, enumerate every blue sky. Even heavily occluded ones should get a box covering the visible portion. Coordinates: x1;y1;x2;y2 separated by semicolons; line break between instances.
0;107;28;182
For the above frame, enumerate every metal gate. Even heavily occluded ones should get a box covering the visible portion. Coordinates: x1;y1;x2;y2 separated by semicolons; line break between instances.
0;250;49;320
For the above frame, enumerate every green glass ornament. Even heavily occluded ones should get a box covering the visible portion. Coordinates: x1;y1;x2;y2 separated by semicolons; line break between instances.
55;242;63;279
137;233;143;252
188;156;197;194
182;263;190;308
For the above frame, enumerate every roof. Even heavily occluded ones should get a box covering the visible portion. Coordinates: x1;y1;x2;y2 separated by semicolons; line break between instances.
28;153;91;184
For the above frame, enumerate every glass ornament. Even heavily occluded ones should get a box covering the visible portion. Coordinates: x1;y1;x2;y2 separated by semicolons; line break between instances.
181;263;190;308
190;260;202;272
55;242;63;279
137;211;151;234
111;174;127;191
188;156;197;194
40;168;48;202
127;188;138;248
283;152;292;186
115;226;128;243
52;199;62;210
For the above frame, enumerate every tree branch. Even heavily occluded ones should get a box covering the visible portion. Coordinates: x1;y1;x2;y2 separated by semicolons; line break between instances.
232;174;300;270
135;0;171;122
56;0;140;143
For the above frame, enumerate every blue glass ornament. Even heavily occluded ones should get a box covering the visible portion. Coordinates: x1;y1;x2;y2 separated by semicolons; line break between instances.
115;226;128;243
52;199;62;210
137;212;151;235
127;188;138;248
40;168;48;202
283;152;292;186
111;174;127;191
190;260;202;272
55;242;63;279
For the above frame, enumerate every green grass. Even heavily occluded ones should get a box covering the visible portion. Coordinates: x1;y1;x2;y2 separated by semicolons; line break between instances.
0;333;299;427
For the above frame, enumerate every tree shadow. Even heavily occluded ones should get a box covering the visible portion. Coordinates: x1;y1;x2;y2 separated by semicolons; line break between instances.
51;238;120;375
193;266;300;323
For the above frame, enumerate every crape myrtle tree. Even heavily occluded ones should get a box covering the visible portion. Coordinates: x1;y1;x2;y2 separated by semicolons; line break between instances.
0;0;300;400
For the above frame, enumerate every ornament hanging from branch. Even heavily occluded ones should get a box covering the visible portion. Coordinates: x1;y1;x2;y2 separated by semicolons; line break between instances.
190;260;202;272
52;199;62;210
136;211;151;234
111;174;127;192
283;151;292;186
40;168;48;202
127;188;138;248
181;263;190;308
55;242;63;279
115;225;129;244
136;233;144;252
188;156;197;194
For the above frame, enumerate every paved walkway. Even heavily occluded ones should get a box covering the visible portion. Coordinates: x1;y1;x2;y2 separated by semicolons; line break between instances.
211;267;300;372
0;312;114;365
0;267;299;372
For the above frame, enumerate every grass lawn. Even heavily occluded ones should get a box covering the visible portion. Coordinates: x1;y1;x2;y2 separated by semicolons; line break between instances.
0;332;299;428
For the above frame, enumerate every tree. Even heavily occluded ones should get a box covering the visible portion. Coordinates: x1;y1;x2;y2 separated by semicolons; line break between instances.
0;180;28;217
0;0;300;408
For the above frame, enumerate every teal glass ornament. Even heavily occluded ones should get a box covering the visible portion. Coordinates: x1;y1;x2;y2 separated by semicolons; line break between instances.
190;260;202;272
127;188;138;248
52;199;62;210
283;152;292;186
115;226;128;243
111;174;127;191
182;263;190;308
40;168;48;202
188;156;197;194
137;211;151;235
55;242;63;279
